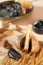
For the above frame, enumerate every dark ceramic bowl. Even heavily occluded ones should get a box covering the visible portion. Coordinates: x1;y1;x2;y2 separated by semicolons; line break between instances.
0;1;33;19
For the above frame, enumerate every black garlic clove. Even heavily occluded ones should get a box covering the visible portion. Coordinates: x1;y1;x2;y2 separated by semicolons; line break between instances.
28;39;32;52
33;20;43;34
20;36;25;49
8;48;21;59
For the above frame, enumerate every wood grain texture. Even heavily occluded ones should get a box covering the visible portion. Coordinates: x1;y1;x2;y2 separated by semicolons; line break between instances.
10;6;43;25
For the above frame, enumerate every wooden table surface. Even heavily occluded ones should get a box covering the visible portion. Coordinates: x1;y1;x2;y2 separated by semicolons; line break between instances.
11;6;43;25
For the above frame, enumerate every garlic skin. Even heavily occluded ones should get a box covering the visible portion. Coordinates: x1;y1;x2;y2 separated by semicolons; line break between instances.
32;31;43;42
0;21;42;53
0;20;3;28
0;0;12;3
